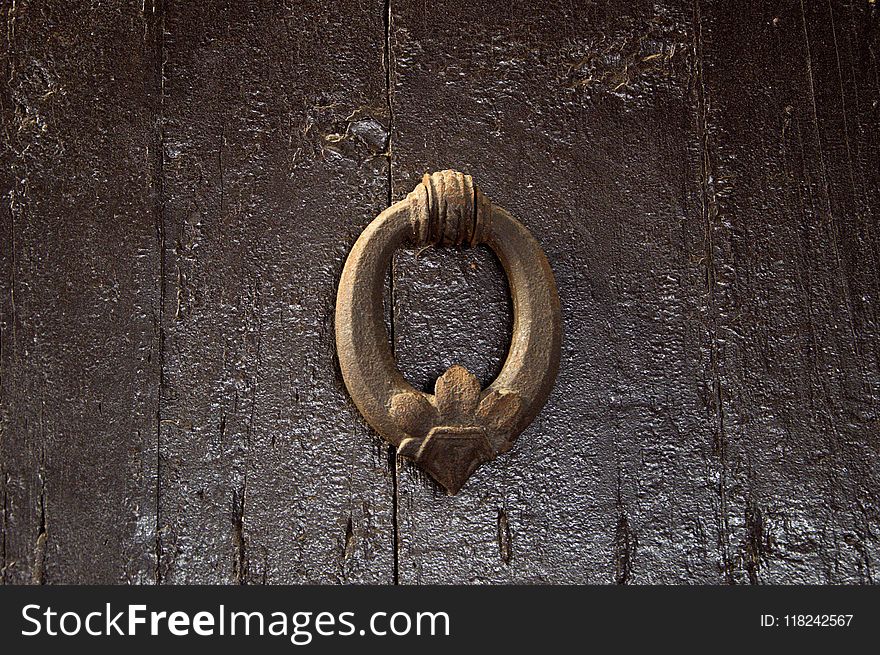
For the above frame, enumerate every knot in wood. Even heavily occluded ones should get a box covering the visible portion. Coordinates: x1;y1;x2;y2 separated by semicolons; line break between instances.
407;170;492;247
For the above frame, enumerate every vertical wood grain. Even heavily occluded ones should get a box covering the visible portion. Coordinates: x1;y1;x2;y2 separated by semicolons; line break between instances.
389;0;722;583
0;0;162;583
695;0;880;583
158;0;394;583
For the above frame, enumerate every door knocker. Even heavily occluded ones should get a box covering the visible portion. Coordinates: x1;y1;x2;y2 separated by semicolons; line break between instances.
335;171;561;494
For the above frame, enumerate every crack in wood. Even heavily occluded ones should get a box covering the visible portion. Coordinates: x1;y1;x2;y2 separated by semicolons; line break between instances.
692;0;733;584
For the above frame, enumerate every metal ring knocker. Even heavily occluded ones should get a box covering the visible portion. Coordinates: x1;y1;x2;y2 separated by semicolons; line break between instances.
336;171;561;494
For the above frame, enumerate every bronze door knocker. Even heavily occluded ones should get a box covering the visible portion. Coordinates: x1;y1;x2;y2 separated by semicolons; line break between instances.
335;170;561;494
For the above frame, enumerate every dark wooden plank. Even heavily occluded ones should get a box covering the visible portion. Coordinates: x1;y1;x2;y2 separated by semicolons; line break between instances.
0;1;162;583
158;0;395;583
389;1;723;583
696;0;880;583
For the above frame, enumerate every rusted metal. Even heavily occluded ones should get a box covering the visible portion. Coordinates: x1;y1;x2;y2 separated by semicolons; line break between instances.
336;171;561;494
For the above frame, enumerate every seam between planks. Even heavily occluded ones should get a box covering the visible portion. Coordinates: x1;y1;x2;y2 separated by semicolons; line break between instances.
383;0;400;587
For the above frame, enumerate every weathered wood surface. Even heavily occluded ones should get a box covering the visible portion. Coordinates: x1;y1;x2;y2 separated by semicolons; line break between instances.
0;0;162;583
1;0;878;584
392;0;880;583
158;0;395;583
391;0;724;584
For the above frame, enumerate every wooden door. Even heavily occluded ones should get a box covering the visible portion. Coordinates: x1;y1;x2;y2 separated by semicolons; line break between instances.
2;0;878;584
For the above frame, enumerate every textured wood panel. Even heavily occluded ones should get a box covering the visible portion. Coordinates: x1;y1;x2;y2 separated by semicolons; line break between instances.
696;0;880;583
389;0;879;583
0;0;162;583
158;0;394;583
390;0;721;584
